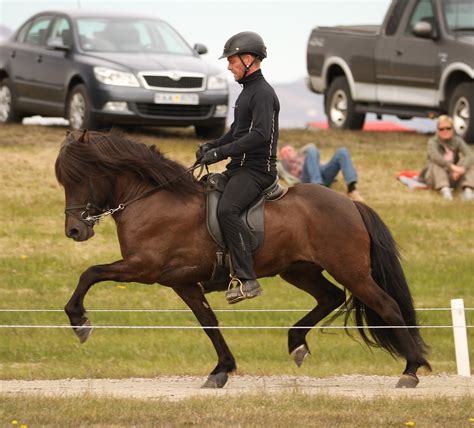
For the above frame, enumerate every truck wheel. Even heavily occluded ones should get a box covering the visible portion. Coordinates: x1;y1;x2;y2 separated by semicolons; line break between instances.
66;84;97;130
195;120;226;139
0;78;23;124
449;82;474;144
326;76;365;130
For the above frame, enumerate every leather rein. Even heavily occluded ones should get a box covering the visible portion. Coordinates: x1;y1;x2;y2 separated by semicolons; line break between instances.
64;163;206;227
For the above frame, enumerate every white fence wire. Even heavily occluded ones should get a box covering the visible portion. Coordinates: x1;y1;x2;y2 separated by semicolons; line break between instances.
0;307;472;330
1;302;471;375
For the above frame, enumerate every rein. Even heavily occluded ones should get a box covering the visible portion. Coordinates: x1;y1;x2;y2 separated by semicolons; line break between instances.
67;162;206;226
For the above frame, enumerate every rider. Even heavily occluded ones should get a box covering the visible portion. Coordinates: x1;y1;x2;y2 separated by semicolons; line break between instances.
196;31;280;304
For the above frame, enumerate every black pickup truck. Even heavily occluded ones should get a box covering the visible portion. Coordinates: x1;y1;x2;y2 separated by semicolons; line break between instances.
307;0;474;143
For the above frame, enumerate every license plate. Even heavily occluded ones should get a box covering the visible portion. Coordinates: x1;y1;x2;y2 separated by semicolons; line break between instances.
154;93;199;105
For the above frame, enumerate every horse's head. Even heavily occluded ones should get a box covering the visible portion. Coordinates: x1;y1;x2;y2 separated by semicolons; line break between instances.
55;130;113;242
56;128;202;241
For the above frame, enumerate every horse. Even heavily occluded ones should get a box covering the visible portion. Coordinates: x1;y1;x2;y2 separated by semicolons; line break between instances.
55;129;431;389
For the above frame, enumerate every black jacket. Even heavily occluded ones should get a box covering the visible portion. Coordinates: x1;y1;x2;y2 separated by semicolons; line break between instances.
211;69;280;175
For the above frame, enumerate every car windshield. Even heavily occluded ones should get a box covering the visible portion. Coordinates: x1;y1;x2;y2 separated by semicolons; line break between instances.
443;0;474;33
76;17;194;54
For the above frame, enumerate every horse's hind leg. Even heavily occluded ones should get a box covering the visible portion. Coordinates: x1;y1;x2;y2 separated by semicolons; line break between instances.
280;262;345;367
341;274;430;387
173;285;236;389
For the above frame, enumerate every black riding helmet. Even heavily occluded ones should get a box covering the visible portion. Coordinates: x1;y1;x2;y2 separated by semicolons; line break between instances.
219;31;267;60
220;32;267;80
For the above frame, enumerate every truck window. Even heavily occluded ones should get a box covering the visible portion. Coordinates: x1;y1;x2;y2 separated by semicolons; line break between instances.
385;0;408;36
405;0;435;35
443;0;474;33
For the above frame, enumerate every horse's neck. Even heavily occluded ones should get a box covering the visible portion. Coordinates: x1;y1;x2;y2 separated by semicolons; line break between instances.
114;173;153;205
114;173;204;214
112;174;205;252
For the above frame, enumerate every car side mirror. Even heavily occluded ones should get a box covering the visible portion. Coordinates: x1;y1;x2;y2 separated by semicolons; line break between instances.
193;43;208;55
46;36;70;51
412;21;435;39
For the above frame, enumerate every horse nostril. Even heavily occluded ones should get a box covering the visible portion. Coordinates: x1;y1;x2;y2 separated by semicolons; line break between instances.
67;228;80;239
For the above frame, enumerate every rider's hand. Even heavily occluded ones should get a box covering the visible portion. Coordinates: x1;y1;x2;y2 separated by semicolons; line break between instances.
195;142;213;161
201;148;224;165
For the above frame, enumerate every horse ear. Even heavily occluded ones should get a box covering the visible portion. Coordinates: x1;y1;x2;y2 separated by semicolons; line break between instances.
78;129;90;144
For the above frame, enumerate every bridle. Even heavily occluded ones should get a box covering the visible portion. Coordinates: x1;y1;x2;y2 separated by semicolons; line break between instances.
64;177;112;227
64;163;205;227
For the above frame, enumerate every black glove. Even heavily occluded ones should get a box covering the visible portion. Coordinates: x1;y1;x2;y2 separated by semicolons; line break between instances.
201;148;224;165
195;142;213;161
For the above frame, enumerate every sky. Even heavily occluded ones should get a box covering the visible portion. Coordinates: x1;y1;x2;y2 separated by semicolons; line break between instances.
0;0;392;84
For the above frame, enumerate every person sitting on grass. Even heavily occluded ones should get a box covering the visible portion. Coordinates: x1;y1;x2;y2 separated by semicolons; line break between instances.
278;143;364;202
419;115;474;201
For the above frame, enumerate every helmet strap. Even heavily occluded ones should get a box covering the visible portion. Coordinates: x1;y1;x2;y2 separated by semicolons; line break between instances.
238;54;257;80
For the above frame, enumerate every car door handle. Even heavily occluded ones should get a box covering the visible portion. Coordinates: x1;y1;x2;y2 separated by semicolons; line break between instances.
396;49;403;56
10;50;16;58
37;54;42;63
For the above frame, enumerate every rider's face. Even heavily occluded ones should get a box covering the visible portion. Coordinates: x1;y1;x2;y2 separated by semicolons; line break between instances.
227;54;253;81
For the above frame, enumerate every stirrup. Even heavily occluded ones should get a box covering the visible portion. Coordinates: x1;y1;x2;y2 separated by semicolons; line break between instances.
225;277;262;304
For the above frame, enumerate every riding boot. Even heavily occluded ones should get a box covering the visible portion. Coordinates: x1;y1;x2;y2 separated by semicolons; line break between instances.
225;278;263;304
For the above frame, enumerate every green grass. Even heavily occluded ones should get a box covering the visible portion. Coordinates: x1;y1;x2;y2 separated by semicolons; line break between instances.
0;124;472;380
1;394;473;427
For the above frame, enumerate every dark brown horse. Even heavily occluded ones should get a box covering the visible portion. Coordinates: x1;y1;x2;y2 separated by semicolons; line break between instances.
55;130;431;388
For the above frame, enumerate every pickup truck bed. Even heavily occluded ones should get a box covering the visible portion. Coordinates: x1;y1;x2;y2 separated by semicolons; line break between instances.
315;25;381;36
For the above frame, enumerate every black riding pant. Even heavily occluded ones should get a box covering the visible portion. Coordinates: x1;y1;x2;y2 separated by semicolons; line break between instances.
218;167;275;280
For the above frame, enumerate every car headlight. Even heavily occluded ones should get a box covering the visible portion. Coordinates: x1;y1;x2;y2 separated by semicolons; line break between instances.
207;74;227;90
93;67;140;87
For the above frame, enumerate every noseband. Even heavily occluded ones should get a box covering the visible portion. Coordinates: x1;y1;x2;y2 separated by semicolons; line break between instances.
64;178;116;227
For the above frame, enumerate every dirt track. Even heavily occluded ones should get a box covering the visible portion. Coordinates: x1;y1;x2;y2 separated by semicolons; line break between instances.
1;375;472;401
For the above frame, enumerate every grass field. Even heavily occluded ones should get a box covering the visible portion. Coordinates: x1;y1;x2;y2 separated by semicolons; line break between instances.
1;394;473;427
0;124;472;425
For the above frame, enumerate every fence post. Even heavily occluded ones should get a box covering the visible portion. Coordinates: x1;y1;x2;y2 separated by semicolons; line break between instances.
450;298;471;376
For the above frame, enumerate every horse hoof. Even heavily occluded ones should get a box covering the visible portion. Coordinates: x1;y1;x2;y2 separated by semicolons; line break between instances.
396;373;419;388
201;372;228;389
74;319;93;344
290;344;310;367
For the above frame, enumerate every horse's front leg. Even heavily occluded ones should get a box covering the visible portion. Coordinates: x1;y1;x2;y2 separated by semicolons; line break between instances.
173;285;236;389
65;259;139;343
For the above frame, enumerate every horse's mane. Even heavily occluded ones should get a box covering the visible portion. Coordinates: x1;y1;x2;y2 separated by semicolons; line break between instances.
55;130;201;194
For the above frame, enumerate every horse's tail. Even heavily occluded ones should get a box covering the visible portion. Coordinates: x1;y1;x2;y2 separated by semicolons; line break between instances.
347;201;430;367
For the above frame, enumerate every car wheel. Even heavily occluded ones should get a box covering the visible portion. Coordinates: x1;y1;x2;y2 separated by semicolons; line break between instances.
66;84;96;130
0;78;23;124
195;121;226;139
326;76;365;130
449;82;474;144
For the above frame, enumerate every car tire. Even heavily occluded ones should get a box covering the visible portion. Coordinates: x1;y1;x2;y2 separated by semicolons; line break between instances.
195;121;226;139
449;82;474;144
0;78;23;124
66;84;97;130
326;76;365;130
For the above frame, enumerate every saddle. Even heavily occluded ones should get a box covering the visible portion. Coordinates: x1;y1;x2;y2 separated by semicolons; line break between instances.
201;173;287;293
